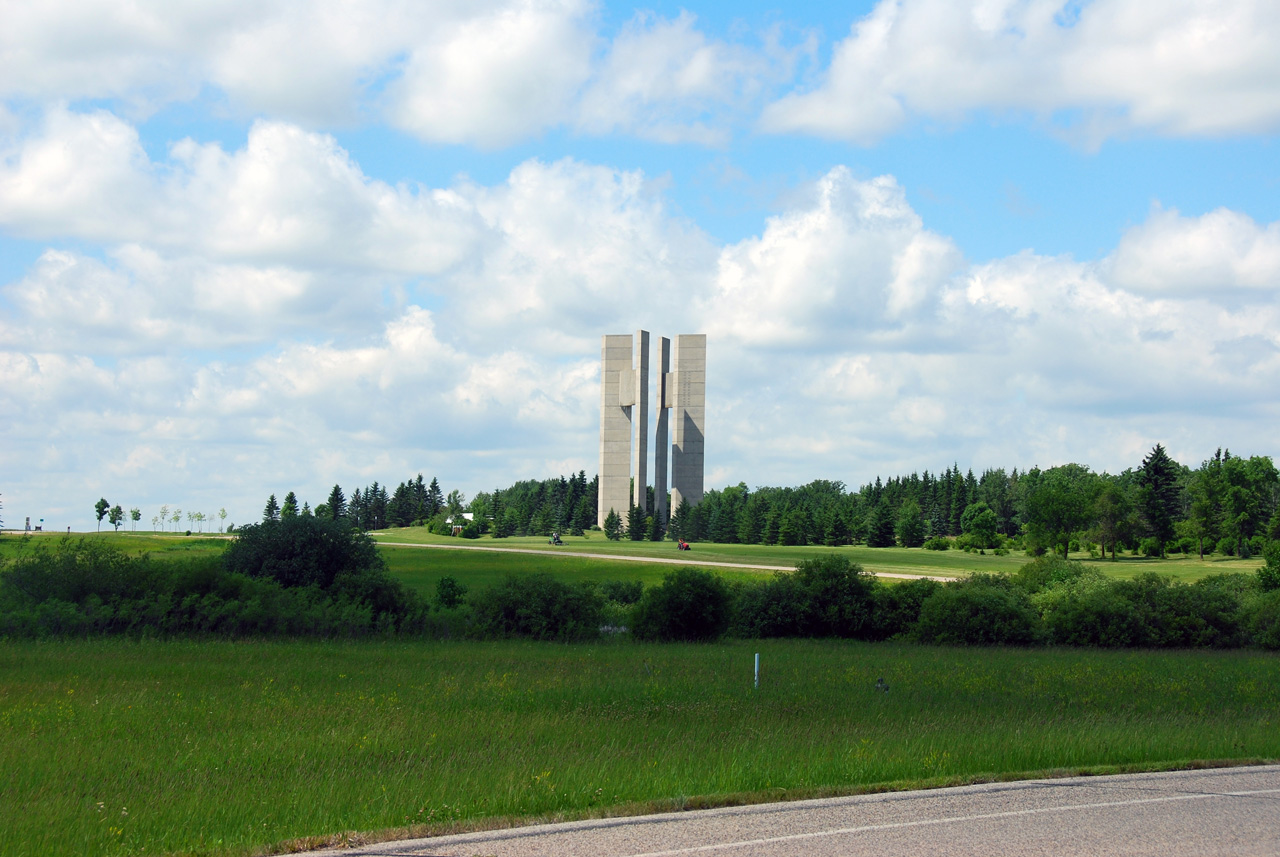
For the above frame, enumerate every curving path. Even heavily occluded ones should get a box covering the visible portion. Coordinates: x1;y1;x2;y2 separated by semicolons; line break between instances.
374;540;955;580
304;765;1280;856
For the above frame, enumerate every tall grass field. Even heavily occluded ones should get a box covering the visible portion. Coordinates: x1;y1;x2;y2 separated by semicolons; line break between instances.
3;638;1278;857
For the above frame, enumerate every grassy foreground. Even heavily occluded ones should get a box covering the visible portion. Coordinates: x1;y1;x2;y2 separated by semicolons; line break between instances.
3;638;1278;857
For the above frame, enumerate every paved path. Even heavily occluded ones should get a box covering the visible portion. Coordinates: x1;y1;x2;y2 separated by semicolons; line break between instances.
374;541;955;580
305;765;1280;856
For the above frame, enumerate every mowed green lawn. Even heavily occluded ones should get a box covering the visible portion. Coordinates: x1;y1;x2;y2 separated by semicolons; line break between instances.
372;528;1263;584
3;638;1279;857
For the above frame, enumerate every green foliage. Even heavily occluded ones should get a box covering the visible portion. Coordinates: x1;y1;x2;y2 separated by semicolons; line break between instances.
469;573;602;641
631;567;732;642
600;579;643;604
923;536;951;550
960;501;999;548
865;500;896;547
734;555;878;639
895;499;925;547
872;577;941;639
603;509;622;541
0;537;425;639
94;498;109;531
1259;542;1280;592
1245;589;1280;649
222;516;385;589
914;574;1044;645
434;576;468;610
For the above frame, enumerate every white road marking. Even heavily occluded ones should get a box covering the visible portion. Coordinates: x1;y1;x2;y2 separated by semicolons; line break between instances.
626;787;1280;857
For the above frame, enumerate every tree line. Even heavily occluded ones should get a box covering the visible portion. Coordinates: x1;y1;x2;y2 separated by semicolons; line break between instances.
247;443;1277;560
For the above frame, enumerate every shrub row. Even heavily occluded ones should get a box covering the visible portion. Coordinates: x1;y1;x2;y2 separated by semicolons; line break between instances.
0;530;431;639
457;552;1280;648
6;538;1279;648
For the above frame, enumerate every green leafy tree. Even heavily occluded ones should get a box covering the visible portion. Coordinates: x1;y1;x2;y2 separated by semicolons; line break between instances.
280;491;299;519
263;494;280;522
108;504;124;532
218;508;227;533
1023;464;1099;559
960;501;999;549
1092;482;1135;560
1221;454;1278;558
171;508;182;530
94;498;109;532
129;507;140;531
158;505;169;533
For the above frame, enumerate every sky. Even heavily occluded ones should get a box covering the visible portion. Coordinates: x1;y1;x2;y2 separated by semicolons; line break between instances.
2;0;1279;531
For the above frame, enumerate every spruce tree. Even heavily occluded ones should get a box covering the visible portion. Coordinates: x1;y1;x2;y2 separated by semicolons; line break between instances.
1138;444;1180;556
326;485;346;520
263;494;280;522
281;491;299;519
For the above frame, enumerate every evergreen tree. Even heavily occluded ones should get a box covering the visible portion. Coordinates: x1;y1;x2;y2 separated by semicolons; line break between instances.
627;503;645;540
1138;444;1181;556
426;477;444;517
280;491;299;519
866;499;896;547
603;508;623;541
263;494;280;522
668;498;692;541
326;484;346;520
895;498;925;547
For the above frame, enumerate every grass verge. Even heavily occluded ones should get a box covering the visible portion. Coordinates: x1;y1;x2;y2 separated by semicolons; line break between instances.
2;638;1278;856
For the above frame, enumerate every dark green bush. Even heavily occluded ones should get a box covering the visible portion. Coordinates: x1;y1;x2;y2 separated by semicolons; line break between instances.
732;573;809;638
1245;589;1280;649
469;573;602;641
914;574;1043;645
1012;556;1093;594
922;536;950;551
600;579;643;604
872;577;940;639
435;576;468;609
222;516;385;589
791;554;878;638
631;568;732;642
0;536;425;639
1259;542;1280;592
1043;585;1144;647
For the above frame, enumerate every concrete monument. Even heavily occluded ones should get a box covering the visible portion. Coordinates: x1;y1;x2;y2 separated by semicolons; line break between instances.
598;330;705;528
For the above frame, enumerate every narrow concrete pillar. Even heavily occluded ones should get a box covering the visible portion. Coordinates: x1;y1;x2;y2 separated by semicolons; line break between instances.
654;336;671;523
598;334;634;526
669;334;706;512
632;329;649;514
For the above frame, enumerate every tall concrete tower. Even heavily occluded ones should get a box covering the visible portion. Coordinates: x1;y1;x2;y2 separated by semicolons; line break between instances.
668;333;706;513
598;330;705;529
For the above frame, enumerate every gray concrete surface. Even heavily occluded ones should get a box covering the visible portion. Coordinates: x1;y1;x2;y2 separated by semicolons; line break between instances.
303;765;1280;856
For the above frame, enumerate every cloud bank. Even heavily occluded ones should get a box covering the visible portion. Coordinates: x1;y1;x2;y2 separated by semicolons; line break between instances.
2;107;1278;526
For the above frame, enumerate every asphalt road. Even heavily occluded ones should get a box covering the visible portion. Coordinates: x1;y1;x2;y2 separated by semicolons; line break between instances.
306;765;1280;857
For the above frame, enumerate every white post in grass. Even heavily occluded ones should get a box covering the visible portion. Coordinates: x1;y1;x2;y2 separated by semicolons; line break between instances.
754;652;760;689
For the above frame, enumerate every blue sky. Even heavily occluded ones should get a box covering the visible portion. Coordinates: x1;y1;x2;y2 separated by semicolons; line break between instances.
2;0;1279;530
